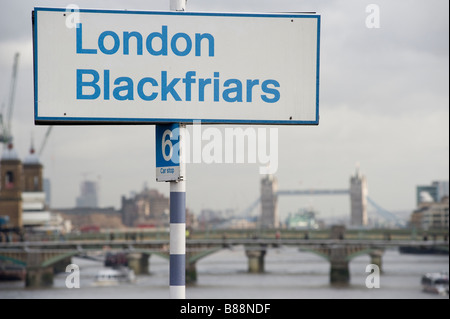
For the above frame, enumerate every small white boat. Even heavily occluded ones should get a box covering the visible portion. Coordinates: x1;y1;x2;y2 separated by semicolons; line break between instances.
421;272;449;296
93;267;136;286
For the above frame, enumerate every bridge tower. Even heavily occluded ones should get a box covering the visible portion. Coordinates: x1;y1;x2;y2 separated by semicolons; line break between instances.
260;174;279;228
0;143;23;228
349;165;368;226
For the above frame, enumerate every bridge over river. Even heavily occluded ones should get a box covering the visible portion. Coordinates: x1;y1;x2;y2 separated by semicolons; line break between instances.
1;227;448;287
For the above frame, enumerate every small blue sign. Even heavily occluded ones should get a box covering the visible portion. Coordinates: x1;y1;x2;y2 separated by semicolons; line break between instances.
156;123;181;182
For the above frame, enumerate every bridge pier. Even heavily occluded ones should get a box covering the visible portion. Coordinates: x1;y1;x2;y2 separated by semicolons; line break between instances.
53;256;72;274
127;253;149;275
245;245;267;273
329;261;350;285
369;249;384;273
185;246;227;285
26;266;54;288
329;246;350;285
186;260;197;285
25;252;53;288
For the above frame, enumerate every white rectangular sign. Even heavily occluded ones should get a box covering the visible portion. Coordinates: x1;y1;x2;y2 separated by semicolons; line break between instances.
33;8;320;125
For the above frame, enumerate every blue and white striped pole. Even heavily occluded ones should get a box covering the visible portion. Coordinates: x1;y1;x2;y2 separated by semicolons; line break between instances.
156;122;186;298
169;0;187;300
170;176;186;299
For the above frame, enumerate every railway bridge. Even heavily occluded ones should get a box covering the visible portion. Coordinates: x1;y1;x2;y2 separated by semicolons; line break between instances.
1;230;447;287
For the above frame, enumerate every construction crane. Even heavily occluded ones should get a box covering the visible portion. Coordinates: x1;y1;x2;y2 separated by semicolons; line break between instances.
0;52;19;146
38;126;53;156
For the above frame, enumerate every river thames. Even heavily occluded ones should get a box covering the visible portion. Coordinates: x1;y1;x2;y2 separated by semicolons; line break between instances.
0;246;448;299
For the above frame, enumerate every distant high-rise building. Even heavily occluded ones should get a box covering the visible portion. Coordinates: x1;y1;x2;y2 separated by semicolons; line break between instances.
349;166;368;227
260;174;279;228
76;180;98;208
416;181;449;206
43;178;51;207
436;181;449;202
411;180;449;230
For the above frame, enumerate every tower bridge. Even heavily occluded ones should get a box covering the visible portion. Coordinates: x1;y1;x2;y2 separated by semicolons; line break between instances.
246;167;405;228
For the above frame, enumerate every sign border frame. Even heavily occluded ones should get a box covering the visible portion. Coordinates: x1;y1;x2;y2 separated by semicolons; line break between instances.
32;7;321;126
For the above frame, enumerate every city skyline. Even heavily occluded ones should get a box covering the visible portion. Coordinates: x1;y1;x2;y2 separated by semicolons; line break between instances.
0;0;448;221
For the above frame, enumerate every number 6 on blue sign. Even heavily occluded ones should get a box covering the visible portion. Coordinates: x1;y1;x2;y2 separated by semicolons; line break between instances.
162;129;174;161
156;123;181;182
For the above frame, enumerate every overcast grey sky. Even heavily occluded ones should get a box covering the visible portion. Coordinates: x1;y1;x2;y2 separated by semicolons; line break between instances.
0;0;448;223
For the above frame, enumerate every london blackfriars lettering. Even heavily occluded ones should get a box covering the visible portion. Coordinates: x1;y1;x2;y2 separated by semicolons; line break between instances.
75;24;281;103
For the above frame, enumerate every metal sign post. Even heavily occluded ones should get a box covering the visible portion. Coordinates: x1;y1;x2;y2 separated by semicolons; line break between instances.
158;0;187;301
155;122;186;299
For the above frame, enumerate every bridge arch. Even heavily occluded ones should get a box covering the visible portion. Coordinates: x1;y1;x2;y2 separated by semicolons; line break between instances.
0;253;26;266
